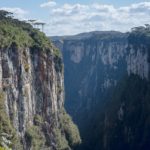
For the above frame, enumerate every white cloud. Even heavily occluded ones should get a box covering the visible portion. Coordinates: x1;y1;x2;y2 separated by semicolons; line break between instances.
41;2;150;35
0;7;28;20
40;1;56;8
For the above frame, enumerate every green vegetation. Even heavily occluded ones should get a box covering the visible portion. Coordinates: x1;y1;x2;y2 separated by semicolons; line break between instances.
0;146;8;150
33;114;43;126
0;10;57;53
0;22;32;48
53;48;62;58
53;110;81;150
25;125;46;150
53;128;70;150
0;10;80;150
25;114;47;150
60;110;81;147
31;29;52;50
26;112;81;150
0;91;21;150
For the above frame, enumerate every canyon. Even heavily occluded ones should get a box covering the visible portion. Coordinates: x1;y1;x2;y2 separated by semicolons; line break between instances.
52;28;150;150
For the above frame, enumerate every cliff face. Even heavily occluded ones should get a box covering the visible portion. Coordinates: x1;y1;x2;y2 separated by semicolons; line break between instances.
52;29;150;150
52;32;128;119
0;11;81;150
52;31;150;117
0;46;63;146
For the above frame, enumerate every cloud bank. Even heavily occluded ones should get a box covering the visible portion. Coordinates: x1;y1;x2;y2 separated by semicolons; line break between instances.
40;1;56;8
1;1;150;36
40;1;150;36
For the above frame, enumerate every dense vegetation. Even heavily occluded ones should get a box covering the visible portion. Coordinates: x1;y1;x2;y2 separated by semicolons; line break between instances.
53;109;81;150
0;91;22;149
24;110;81;150
0;10;60;56
25;124;46;150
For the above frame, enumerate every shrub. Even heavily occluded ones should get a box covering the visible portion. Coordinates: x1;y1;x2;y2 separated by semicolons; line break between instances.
0;10;53;52
53;128;70;150
60;110;81;147
31;29;52;50
34;115;43;126
53;48;62;58
25;126;46;150
0;22;33;48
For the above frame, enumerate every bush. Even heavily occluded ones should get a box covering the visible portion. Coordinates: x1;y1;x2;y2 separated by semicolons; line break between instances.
0;22;33;48
31;29;52;50
25;126;46;150
53;48;62;58
53;128;70;150
0;10;53;51
34;114;43;126
60;110;81;147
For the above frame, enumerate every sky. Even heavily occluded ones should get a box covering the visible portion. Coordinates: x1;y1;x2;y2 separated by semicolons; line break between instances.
0;0;150;36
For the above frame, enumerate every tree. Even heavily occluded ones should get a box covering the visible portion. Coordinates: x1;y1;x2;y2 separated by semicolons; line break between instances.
0;10;13;19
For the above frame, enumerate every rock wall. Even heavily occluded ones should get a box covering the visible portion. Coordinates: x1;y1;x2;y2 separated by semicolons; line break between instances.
127;45;150;79
51;30;150;150
52;32;128;118
0;12;81;150
52;32;150;118
0;46;63;132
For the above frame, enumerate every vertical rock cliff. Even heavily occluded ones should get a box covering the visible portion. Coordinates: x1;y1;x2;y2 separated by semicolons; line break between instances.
52;31;128;121
0;11;81;150
52;27;150;150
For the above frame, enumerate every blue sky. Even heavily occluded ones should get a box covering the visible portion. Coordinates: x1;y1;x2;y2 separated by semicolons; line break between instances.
0;0;150;35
